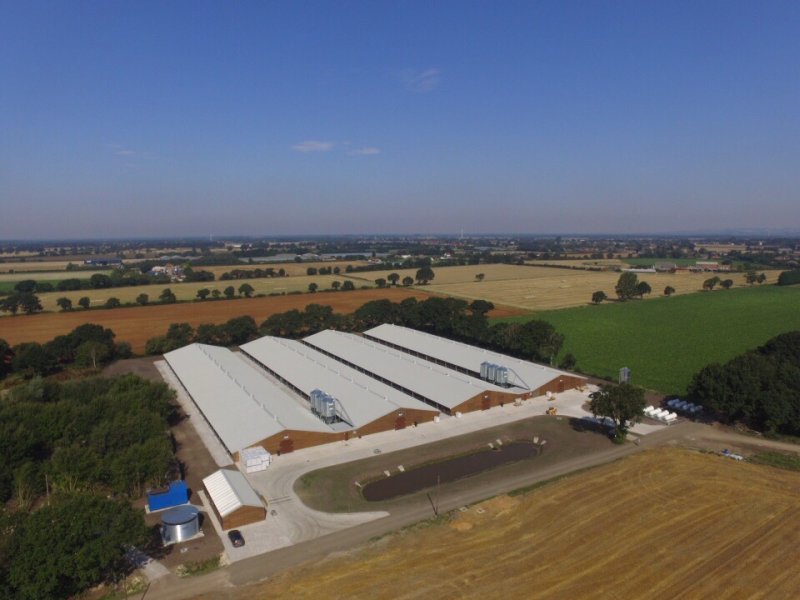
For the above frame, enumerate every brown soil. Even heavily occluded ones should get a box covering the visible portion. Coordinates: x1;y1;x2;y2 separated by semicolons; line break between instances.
0;288;527;353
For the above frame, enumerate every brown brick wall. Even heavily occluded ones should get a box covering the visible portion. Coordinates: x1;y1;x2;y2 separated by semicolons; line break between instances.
453;389;520;413
355;407;438;437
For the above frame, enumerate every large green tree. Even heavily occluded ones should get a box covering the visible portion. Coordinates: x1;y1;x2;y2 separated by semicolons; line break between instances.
6;495;149;600
415;266;435;284
591;290;607;304
588;383;646;442
56;297;72;311
614;272;639;301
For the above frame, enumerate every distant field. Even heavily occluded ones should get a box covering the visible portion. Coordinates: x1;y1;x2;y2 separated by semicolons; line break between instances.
623;257;699;267
0;270;109;284
498;285;800;395
374;263;775;312
241;448;800;600
199;260;370;278
0;260;78;273
525;258;625;269
0;288;438;352
27;274;361;311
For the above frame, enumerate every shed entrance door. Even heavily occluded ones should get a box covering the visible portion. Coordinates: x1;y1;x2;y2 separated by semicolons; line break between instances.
394;416;407;430
482;396;491;410
279;438;294;454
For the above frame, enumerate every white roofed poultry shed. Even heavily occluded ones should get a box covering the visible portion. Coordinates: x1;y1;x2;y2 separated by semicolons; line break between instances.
363;324;586;396
302;330;524;414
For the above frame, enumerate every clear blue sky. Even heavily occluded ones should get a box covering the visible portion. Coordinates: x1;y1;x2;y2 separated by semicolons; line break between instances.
1;1;798;238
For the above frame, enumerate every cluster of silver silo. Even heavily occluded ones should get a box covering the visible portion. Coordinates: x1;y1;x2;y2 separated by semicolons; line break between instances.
310;389;337;423
480;361;510;386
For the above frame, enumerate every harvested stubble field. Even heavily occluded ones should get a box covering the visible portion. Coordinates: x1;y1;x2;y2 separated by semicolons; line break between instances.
239;447;800;600
0;288;445;352
31;274;355;311
357;263;778;311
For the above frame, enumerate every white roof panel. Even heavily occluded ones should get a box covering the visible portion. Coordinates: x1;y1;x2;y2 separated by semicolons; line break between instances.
241;337;438;426
164;344;330;455
303;330;510;410
364;324;584;391
202;468;262;517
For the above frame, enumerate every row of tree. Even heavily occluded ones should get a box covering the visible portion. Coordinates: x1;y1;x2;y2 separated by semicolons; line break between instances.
687;331;800;435
219;267;288;280
0;292;43;315
144;316;259;354
143;296;565;366
591;270;771;304
777;270;800;286
0;323;128;380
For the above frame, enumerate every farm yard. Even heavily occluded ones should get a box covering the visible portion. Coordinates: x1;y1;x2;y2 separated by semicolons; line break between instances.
0;288;441;352
233;447;800;600
500;285;800;395
353;263;778;311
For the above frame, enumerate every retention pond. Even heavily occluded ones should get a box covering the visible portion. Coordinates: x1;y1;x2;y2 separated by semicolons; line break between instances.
362;440;541;501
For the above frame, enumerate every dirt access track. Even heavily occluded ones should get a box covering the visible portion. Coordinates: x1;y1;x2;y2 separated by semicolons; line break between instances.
0;288;524;352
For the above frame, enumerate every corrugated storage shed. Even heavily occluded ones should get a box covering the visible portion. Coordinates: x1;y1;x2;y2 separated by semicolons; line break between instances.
203;468;266;530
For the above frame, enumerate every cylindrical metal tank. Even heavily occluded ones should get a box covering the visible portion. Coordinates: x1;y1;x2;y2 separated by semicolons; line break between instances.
480;361;489;380
310;389;322;414
496;367;508;386
161;505;200;543
322;397;336;419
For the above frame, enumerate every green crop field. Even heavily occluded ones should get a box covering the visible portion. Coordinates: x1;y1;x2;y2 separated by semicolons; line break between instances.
496;285;800;395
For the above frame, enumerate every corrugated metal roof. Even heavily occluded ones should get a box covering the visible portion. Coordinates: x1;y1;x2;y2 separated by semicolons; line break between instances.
240;337;438;426
364;324;584;391
202;468;262;517
303;330;511;410
164;344;330;455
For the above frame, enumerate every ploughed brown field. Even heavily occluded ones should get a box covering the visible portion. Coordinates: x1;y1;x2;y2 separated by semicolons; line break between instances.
236;448;800;600
0;288;524;352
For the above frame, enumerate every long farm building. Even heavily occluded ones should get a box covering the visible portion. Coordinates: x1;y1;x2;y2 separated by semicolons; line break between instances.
162;326;586;459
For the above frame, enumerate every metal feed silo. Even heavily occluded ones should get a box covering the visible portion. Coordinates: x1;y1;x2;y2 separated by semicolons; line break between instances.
161;505;200;544
496;367;509;386
480;361;489;380
322;396;336;420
